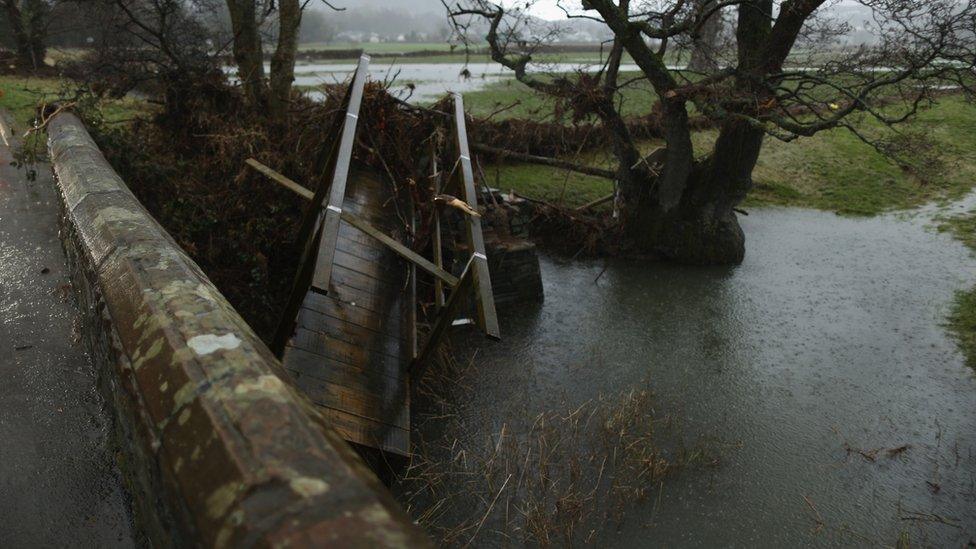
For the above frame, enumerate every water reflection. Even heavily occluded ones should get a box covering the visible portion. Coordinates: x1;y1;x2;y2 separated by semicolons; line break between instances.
441;206;976;546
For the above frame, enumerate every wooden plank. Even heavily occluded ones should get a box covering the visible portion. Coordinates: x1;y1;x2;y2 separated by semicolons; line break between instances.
249;161;446;285
317;407;409;456
339;226;388;253
430;143;445;310
290;327;402;375
301;292;403;339
452;94;500;340
330;263;402;296
341;211;459;288
296;308;406;357
334;248;404;286
289;370;408;428
297;302;405;343
407;190;418;359
336;232;401;265
296;58;366;245
245;159;313;200
312;55;371;292
285;345;400;385
249;160;452;287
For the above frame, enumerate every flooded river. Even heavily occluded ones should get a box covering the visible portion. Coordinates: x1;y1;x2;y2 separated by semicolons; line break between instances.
429;205;976;546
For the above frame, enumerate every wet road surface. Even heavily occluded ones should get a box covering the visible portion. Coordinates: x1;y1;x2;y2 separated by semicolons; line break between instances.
0;113;136;547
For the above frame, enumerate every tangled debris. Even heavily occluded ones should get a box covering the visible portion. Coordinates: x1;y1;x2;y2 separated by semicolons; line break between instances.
70;77;627;338
391;347;719;547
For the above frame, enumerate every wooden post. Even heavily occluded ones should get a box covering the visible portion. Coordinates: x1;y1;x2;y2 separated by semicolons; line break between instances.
451;93;500;340
407;190;417;359
430;141;445;310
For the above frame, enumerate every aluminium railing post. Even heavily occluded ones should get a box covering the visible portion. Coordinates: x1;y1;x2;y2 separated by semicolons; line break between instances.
451;93;500;340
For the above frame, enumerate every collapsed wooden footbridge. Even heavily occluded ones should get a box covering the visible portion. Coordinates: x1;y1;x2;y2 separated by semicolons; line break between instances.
248;56;499;456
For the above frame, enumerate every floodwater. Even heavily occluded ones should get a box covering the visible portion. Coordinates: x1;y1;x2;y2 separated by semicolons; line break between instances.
289;61;647;101
441;205;976;546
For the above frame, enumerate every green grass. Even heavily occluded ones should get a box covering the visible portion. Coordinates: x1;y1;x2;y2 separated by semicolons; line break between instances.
486;161;615;207
0;75;148;171
746;98;976;214
938;213;976;370
948;284;976;371
483;95;976;214
298;41;458;53
0;75;147;128
0;75;60;127
939;213;976;251
461;74;657;120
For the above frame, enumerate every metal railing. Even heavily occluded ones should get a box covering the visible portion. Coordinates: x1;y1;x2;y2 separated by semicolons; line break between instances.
252;61;499;367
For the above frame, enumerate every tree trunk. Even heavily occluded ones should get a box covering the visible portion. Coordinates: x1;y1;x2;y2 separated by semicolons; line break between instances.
3;0;48;71
613;91;749;263
610;0;773;265
225;0;265;107
688;0;722;72
269;0;301;118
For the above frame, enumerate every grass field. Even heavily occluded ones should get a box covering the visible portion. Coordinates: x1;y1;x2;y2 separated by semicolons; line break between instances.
478;94;976;216
462;75;657;120
298;41;458;53
0;75;64;127
296;41;636;65
938;213;976;370
0;75;147;128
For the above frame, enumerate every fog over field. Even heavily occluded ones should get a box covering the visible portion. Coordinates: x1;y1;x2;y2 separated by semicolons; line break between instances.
307;0;881;45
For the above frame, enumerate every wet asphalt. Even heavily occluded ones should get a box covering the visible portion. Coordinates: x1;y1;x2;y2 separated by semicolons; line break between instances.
0;115;136;547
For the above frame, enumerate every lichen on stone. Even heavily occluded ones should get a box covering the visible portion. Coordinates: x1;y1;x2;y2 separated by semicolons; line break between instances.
187;333;242;356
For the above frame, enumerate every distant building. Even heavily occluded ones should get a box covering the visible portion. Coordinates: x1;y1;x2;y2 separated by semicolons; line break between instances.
336;31;365;42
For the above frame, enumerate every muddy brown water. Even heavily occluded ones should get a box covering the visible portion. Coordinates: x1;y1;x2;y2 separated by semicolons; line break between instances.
424;205;976;546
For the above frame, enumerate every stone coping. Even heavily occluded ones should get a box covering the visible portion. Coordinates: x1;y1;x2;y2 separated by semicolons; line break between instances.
46;112;428;548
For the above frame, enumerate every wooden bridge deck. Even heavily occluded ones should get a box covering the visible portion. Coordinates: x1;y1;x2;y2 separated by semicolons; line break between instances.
282;169;413;455
258;57;497;458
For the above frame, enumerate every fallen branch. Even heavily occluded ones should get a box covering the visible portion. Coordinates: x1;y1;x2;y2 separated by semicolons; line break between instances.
471;143;616;180
576;192;615;212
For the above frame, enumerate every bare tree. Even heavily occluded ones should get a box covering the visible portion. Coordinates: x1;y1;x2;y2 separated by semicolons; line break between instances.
268;0;300;117
225;0;265;107
446;0;976;264
686;0;724;72
2;0;50;70
82;0;329;118
226;0;340;115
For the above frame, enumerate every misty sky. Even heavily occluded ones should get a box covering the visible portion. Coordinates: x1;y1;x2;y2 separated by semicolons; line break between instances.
506;0;864;20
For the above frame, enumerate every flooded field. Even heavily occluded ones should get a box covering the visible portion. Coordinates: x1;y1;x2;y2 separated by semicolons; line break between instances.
290;61;645;101
418;205;976;546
